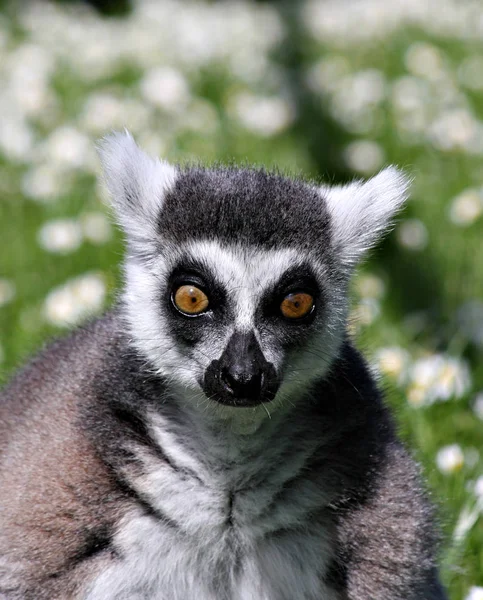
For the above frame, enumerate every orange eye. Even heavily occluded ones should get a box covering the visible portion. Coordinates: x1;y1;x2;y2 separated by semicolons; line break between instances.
280;292;314;319
174;285;209;315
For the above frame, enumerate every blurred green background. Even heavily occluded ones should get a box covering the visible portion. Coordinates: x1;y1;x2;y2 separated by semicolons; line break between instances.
0;1;482;598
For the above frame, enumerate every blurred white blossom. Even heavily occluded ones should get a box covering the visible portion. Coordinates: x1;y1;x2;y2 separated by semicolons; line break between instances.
42;126;92;171
474;476;483;501
0;117;34;162
356;273;386;299
449;188;483;226
38;219;83;254
81;212;112;245
351;298;381;330
344;140;385;174
466;587;483;600
22;164;69;203
140;67;190;112
404;43;446;81
374;346;410;384
44;273;106;327
396;219;428;251
81;94;151;135
407;354;471;406
0;279;15;307
231;93;294;137
473;393;483;420
437;444;465;474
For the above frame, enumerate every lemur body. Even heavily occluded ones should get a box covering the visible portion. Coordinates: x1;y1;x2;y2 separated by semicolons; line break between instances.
0;134;447;599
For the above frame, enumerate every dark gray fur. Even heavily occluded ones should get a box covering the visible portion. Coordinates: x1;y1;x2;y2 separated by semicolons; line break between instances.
158;166;332;254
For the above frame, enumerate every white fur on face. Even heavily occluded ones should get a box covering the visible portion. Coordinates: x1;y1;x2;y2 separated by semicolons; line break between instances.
122;240;346;407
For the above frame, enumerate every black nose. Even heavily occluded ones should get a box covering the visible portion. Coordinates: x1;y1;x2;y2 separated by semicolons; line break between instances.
221;366;263;399
203;331;279;407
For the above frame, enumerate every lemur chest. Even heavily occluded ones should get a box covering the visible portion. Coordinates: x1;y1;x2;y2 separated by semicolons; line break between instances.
86;455;338;599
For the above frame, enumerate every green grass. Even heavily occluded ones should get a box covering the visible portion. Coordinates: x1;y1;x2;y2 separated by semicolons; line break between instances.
0;1;482;598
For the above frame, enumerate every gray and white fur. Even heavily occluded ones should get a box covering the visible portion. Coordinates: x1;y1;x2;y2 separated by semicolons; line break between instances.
0;132;447;599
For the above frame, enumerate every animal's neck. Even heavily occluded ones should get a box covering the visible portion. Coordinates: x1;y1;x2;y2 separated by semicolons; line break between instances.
149;385;324;491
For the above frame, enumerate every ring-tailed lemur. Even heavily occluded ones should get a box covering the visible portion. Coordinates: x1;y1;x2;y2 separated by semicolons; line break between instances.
0;132;447;600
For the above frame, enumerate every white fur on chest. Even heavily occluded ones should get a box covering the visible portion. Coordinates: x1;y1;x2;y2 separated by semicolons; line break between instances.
85;417;338;600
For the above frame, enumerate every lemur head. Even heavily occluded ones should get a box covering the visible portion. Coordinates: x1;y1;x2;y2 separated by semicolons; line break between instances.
99;132;409;415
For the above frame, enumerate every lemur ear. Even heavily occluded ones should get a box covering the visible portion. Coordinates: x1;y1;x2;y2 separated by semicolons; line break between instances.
321;167;410;270
97;131;177;248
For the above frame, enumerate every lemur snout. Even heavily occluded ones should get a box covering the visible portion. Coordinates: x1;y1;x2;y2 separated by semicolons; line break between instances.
204;331;278;406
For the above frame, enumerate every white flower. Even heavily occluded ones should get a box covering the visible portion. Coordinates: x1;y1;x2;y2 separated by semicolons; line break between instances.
231;93;294;137
0;117;34;162
351;298;381;328
404;42;445;81
449;189;483;226
356;274;385;300
80;93;126;134
329;70;386;134
396;219;428;251
408;354;471;405
474;476;483;500
466;586;483;600
374;347;410;384
0;279;15;307
344;140;385;174
436;444;465;474
140;67;190;112
429;109;480;152
43;126;92;171
391;76;430;113
22;164;68;203
81;212;112;245
473;393;483;420
306;56;351;95
38;219;83;254
44;273;106;327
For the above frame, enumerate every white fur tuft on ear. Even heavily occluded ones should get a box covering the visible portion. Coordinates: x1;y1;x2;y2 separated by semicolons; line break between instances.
321;166;411;269
97;130;177;247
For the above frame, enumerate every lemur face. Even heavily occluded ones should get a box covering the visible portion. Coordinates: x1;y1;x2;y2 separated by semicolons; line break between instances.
99;132;409;410
124;238;338;409
160;243;325;407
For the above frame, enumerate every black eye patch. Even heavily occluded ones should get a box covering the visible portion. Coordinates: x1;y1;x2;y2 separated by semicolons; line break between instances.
259;264;321;325
163;259;229;346
167;259;227;311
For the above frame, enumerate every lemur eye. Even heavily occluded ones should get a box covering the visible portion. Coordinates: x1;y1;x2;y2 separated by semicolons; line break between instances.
173;285;209;315
280;292;314;319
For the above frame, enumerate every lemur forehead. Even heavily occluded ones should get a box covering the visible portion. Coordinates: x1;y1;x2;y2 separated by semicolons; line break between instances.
173;240;318;329
156;166;333;256
179;240;310;289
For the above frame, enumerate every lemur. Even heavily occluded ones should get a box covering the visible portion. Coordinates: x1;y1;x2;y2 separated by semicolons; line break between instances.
0;132;447;599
